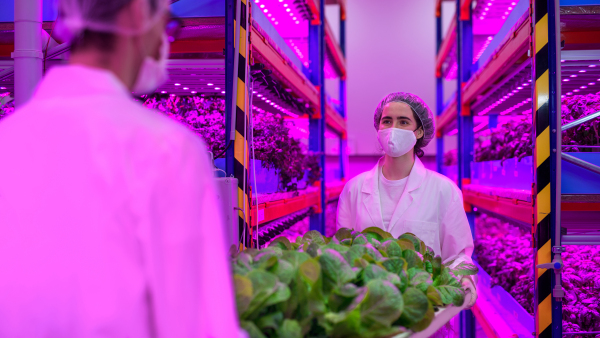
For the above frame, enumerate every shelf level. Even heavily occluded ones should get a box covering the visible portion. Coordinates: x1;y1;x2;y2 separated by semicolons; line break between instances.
326;180;346;202
436;98;457;136
324;18;346;79
250;180;345;226
435;14;456;78
464;184;600;228
250;21;347;137
251;25;321;113
325;102;347;137
463;184;534;225
251;189;321;225
462;12;531;107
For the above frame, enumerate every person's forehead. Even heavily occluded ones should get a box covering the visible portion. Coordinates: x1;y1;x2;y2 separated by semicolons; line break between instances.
382;102;414;118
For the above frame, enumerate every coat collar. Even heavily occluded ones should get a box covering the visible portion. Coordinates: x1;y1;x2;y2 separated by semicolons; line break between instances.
361;156;428;230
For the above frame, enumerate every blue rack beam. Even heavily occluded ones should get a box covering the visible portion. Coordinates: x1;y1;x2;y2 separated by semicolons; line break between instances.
308;0;326;234
339;11;347;180
456;1;476;337
324;18;346;79
435;2;444;174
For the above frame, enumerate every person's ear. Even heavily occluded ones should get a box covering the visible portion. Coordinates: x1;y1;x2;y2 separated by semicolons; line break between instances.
415;127;424;139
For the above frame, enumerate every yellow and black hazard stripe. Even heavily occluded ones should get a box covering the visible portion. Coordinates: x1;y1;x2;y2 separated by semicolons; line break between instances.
533;0;552;337
234;0;251;249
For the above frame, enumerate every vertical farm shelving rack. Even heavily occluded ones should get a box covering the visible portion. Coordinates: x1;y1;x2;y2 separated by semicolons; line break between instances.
435;0;600;338
0;0;348;247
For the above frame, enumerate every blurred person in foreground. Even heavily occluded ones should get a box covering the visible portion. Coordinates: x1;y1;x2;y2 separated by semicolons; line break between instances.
0;0;240;336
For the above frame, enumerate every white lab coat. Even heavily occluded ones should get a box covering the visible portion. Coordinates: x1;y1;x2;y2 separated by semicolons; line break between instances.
337;157;474;265
0;65;239;337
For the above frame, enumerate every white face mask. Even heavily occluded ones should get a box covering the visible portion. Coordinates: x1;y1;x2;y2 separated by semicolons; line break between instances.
377;128;417;158
133;33;170;95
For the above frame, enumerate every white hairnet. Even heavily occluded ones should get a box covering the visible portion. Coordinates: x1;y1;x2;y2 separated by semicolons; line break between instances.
374;92;436;148
56;0;169;39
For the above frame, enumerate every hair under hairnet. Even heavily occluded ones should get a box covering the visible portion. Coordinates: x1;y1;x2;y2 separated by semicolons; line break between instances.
56;0;168;40
373;92;435;148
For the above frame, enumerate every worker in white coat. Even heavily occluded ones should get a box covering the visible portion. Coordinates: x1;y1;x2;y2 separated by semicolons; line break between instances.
337;92;477;308
0;0;240;337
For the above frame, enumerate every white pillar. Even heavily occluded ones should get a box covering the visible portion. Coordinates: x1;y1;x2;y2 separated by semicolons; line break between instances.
13;0;43;107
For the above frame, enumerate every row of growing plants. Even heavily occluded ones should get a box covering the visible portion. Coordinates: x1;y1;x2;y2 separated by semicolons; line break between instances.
474;214;600;336
473;92;600;162
232;228;478;338
142;94;320;192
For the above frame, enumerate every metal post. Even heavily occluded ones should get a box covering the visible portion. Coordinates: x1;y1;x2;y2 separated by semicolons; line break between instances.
225;0;236;177
457;1;476;337
550;0;562;336
339;78;347;180
339;14;347;181
308;3;325;234
225;0;251;248
435;10;444;174
532;0;561;336
13;0;43;107
489;114;498;129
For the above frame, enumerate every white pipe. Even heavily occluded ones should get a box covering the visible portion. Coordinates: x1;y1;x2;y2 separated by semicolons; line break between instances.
13;0;43;107
562;111;600;131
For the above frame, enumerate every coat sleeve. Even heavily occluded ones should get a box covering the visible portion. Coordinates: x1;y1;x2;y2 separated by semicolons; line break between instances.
145;133;239;338
336;182;356;231
439;184;474;266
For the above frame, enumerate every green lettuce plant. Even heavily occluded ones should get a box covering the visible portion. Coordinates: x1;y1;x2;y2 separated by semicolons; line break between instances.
232;227;478;338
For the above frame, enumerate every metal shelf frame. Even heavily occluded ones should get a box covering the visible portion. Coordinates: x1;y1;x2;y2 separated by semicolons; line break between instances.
437;1;600;338
223;0;349;240
305;0;348;234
